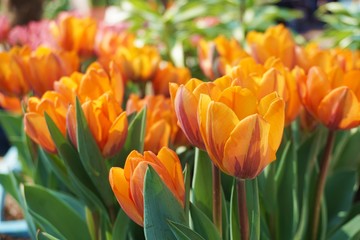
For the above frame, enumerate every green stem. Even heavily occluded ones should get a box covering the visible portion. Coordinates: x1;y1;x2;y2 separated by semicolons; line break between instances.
237;179;249;240
212;164;222;235
311;130;335;240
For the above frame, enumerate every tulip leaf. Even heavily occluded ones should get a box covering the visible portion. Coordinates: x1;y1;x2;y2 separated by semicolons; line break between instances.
328;215;360;240
325;170;358;234
144;166;186;240
183;164;191;223
75;98;114;207
221;188;229;240
45;113;108;213
333;128;360;172
230;179;240;240
192;148;213;219
190;203;221;240
168;220;206;240
38;232;61;240
25;185;91;240
246;178;260;240
112;208;131;240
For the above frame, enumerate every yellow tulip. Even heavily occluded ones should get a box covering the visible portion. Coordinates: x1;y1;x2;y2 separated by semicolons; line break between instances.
297;66;360;130
66;92;128;158
109;147;185;226
198;88;285;179
246;24;296;69
24;91;68;153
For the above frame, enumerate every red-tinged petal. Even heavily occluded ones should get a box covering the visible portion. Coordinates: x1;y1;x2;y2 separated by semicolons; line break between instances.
317;87;360;130
109;167;143;226
66;105;77;149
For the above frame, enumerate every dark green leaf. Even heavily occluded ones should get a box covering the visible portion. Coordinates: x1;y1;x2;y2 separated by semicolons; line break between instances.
190;203;221;240
168;220;206;240
230;179;240;240
329;215;360;240
112;208;131;240
246;178;260;240
144;166;186;240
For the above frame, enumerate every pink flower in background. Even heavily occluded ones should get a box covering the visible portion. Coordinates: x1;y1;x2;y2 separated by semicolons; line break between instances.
0;15;10;42
7;20;57;49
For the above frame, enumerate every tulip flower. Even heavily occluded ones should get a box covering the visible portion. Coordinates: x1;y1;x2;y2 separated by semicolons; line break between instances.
170;78;226;149
0;47;30;97
0;15;10;43
51;13;97;57
0;93;22;114
67;92;128;158
152;61;191;97
126;94;188;153
109;147;185;226
198;35;249;80
24;91;69;153
297;66;360;130
111;45;161;84
198;88;285;179
26;47;79;96
54;61;124;105
246;24;296;69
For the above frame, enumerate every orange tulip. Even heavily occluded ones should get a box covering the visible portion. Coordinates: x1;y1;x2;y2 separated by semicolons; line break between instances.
246;24;296;69
198;88;285;179
198;35;249;80
152;61;191;97
0;46;30;97
170;78;227;149
113;45;161;83
26;46;79;96
54;61;124;105
126;94;188;153
0;93;22;114
51;14;97;57
24;91;68;153
109;147;185;226
297;66;360;130
67;92;128;158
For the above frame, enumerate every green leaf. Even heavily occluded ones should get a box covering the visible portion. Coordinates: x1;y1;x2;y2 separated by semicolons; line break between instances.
192;148;213;219
38;232;61;240
75;98;114;207
246;178;260;240
144;166;187;240
112;208;131;240
183;164;191;223
190;203;221;240
230;179;240;240
325;170;358;234
168;221;206;240
45;113;108;213
333;128;360;171
25;185;91;240
329;215;360;240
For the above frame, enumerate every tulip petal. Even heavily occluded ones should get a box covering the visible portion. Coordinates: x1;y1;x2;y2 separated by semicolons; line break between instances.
103;111;128;158
306;67;331;110
258;92;285;152
223;114;272;179
109;167;143;226
318;87;360;130
144;119;171;153
198;95;238;167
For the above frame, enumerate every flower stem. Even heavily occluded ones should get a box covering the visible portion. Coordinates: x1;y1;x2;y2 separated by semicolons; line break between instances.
311;130;335;240
212;164;222;235
237;179;249;240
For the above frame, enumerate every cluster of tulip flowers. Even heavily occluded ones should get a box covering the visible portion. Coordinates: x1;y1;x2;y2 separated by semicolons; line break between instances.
0;11;360;240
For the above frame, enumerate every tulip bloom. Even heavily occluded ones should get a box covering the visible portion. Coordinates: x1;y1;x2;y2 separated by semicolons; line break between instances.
152;61;191;97
198;88;285;179
113;45;161;83
0;93;22;114
0;47;30;97
109;147;185;226
126;94;188;153
246;24;296;69
67;92;128;158
26;47;79;96
24;91;68;153
170;78;226;149
198;35;249;80
51;14;97;57
54;62;124;105
297;66;360;130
